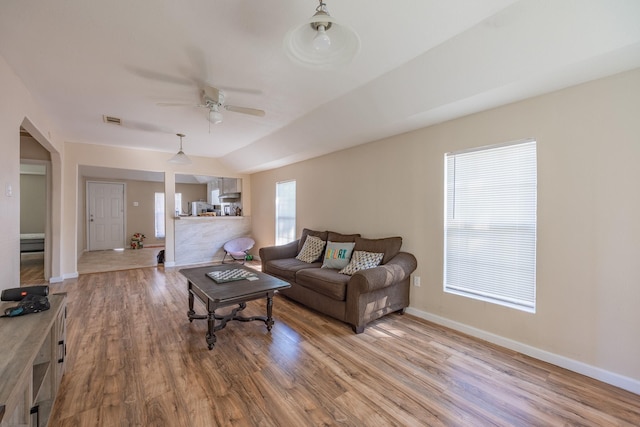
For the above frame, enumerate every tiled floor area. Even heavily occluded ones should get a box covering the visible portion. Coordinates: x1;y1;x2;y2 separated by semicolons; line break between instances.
77;246;164;274
20;247;164;285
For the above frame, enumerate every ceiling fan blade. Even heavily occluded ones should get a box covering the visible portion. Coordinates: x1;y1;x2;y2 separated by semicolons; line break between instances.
202;86;221;102
126;66;194;87
216;85;262;96
157;102;207;108
224;105;266;117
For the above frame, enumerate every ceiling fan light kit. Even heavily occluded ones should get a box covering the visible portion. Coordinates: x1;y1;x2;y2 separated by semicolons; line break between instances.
208;107;223;125
284;0;360;69
168;133;192;165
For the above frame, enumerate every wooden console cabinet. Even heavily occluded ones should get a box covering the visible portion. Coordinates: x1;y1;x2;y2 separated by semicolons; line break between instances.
0;293;66;427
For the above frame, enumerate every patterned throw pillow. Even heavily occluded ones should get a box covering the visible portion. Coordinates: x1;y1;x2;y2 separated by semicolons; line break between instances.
339;250;384;275
296;235;326;263
321;241;356;269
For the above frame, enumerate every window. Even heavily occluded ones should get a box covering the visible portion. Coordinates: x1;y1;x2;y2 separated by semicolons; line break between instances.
276;180;296;245
444;139;537;312
154;192;182;239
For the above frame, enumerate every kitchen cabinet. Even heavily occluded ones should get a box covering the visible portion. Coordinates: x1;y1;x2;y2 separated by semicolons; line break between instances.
0;293;66;427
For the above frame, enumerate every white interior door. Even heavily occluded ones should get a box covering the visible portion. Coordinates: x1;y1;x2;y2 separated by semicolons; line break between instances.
88;182;125;251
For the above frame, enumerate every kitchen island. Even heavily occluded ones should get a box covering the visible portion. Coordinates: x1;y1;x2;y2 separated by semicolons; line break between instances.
174;216;251;266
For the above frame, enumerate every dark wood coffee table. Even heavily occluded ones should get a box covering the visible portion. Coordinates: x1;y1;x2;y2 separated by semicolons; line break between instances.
180;264;290;350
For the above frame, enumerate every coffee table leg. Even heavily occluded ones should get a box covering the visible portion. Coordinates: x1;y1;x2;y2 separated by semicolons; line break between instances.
206;311;217;350
187;286;195;321
266;296;274;331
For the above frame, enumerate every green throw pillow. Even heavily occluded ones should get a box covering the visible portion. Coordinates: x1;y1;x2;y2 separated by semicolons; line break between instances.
321;241;355;269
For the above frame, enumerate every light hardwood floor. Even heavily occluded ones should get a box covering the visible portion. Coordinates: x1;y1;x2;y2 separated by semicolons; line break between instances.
20;252;46;285
34;266;640;426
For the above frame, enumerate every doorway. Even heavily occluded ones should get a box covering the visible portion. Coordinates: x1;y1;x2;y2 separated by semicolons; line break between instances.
87;181;126;251
19;162;47;284
20;127;53;285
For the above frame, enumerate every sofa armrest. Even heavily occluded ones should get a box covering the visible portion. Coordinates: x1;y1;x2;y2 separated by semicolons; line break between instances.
348;252;417;294
259;240;299;266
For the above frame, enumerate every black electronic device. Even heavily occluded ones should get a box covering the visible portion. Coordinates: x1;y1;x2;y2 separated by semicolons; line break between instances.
1;285;49;301
2;294;50;317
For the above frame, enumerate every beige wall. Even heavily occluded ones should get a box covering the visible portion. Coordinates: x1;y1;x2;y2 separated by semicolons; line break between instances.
251;68;640;392
21;136;51;160
176;182;207;214
20;173;46;233
126;180;163;246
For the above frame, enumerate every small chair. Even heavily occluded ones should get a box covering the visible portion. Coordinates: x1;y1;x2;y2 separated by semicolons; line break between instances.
222;237;255;264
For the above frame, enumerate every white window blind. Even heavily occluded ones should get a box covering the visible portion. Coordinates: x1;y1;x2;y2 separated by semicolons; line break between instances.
154;193;165;239
276;180;296;245
444;140;537;312
154;192;181;239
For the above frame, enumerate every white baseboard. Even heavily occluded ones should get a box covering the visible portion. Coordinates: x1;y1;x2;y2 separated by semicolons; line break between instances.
62;272;78;281
164;261;176;268
406;307;640;396
171;257;230;268
49;272;78;282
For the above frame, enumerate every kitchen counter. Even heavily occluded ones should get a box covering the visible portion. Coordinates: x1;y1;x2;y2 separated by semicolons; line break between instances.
175;215;245;219
174;216;251;266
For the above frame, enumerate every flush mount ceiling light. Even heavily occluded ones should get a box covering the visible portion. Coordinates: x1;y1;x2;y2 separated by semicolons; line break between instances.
283;0;360;69
168;133;192;165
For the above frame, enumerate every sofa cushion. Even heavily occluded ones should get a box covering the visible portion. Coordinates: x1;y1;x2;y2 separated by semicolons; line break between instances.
297;228;328;254
321;241;355;269
354;236;402;264
327;231;361;243
296;235;326;263
339;250;384;275
265;258;322;281
296;268;350;301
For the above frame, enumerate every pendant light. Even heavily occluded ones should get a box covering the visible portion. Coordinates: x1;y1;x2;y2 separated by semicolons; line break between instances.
283;0;360;69
168;133;192;165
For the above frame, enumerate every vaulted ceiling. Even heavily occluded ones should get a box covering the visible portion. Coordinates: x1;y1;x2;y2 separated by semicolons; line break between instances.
2;0;640;173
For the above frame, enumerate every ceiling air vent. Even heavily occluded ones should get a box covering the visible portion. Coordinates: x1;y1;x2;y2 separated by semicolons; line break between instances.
103;115;122;125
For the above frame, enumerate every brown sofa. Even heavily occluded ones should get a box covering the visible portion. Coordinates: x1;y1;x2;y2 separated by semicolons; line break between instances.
259;228;418;333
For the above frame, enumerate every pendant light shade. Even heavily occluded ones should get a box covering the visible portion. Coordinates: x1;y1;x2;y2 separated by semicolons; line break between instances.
168;133;192;165
283;0;360;69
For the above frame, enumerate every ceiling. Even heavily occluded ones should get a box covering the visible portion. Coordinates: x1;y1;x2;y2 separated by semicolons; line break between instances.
2;0;640;174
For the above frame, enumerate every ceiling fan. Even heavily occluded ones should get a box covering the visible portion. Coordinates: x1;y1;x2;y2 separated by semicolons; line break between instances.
158;86;265;124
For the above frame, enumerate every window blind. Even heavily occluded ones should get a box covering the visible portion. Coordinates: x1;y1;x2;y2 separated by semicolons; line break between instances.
154;192;165;239
444;140;537;312
276;180;296;245
154;192;181;239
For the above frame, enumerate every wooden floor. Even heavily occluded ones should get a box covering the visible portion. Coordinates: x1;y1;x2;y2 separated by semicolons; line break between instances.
20;252;46;285
32;266;640;426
